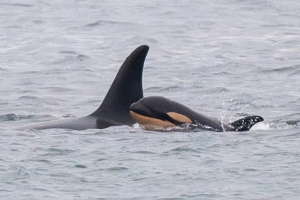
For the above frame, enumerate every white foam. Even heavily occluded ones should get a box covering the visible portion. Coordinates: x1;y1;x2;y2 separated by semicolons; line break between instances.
250;122;271;131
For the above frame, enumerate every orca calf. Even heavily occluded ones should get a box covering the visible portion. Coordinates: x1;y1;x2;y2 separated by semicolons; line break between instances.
19;45;149;130
130;96;264;132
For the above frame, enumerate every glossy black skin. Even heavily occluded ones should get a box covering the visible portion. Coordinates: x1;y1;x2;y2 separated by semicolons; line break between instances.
19;45;149;130
130;96;264;132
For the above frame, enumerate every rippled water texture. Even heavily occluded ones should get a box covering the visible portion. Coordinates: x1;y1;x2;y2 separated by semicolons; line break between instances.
1;0;300;199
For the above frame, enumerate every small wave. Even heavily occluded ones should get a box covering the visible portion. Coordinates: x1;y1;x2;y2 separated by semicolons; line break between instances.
32;20;44;25
144;87;163;92
0;114;38;122
229;100;262;112
58;50;78;55
76;54;90;61
18;95;39;101
213;71;233;76
0;114;20;122
18;95;59;106
203;87;230;94
42;86;74;93
261;65;300;75
159;86;180;92
0;3;32;7
273;113;300;124
57;51;91;61
105;166;128;171
74;164;87;169
131;150;156;155
46;147;76;156
269;120;299;130
85;20;132;27
168;146;199;153
289;69;300;76
250;113;300;131
48;54;90;66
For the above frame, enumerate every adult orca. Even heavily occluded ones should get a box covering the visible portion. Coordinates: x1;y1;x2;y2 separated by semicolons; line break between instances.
130;96;264;132
18;45;149;130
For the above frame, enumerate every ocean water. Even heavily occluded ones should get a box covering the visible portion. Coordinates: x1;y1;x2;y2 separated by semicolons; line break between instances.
1;0;300;199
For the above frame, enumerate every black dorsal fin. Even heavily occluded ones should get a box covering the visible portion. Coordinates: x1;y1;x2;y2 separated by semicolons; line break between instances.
225;115;264;131
90;45;149;125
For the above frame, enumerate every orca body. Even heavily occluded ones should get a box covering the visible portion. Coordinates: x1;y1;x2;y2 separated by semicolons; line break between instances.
19;45;149;130
130;96;264;132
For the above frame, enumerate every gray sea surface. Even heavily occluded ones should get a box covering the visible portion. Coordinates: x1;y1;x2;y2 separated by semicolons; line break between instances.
1;0;300;199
